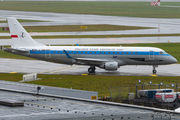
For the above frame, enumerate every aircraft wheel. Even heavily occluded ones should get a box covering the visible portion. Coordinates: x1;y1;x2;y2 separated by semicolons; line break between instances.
153;70;157;74
88;68;94;73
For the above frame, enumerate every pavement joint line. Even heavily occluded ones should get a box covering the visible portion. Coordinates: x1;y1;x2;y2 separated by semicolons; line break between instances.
50;66;72;73
40;66;71;73
40;65;80;73
52;65;82;73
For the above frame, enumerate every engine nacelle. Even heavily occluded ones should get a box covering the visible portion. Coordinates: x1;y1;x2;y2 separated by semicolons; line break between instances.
99;62;118;70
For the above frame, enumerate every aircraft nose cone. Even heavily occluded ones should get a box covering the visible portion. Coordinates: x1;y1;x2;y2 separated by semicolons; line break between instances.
171;57;177;64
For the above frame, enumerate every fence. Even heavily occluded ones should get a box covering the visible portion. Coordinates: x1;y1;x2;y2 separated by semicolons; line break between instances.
109;83;180;102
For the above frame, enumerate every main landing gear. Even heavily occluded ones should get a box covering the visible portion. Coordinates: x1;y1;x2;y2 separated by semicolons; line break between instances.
88;66;96;73
152;65;158;74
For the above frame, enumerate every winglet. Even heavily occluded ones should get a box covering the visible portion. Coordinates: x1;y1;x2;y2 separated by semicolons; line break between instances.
63;50;74;59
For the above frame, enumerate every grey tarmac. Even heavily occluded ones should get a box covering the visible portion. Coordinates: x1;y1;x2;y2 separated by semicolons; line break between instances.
0;36;180;46
1;10;180;36
0;58;179;76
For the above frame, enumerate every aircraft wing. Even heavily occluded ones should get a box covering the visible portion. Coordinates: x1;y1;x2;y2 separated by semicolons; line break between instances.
73;57;109;65
76;58;108;62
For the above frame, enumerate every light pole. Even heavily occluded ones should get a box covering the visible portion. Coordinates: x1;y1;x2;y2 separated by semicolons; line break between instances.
149;81;152;89
159;82;163;89
135;80;143;98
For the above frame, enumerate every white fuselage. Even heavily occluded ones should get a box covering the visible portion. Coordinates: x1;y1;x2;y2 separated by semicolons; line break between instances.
16;46;177;67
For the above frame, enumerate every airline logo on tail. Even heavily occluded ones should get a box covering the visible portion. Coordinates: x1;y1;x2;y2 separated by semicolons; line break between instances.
19;32;26;38
11;32;26;38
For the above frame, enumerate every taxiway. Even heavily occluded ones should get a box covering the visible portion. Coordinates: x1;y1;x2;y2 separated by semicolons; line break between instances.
0;58;179;76
1;10;180;36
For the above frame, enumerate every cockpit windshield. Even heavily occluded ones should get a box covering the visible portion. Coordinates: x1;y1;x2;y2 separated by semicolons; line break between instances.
160;51;168;54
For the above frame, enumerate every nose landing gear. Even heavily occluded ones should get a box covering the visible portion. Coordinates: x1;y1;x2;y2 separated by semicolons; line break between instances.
152;65;158;74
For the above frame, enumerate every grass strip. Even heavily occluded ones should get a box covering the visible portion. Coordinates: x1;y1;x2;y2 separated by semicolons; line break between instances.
32;34;180;38
1;73;180;97
1;34;180;39
0;19;46;23
0;25;153;33
0;2;180;18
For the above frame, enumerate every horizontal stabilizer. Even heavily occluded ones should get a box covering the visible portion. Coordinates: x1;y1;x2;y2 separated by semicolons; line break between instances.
4;48;29;53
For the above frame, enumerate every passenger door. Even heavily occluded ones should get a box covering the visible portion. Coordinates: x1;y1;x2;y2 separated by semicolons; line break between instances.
45;50;51;58
149;51;154;60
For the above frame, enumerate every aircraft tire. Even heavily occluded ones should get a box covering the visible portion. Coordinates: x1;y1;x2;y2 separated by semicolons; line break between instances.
88;68;94;73
153;70;157;74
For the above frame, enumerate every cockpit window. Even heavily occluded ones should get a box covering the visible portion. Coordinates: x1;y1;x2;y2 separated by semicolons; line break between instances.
160;51;168;55
160;51;163;54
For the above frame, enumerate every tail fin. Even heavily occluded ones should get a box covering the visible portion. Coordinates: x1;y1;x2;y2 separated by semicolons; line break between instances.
7;17;45;48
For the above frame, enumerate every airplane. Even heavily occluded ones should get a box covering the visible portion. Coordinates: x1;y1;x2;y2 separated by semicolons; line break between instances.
4;17;177;74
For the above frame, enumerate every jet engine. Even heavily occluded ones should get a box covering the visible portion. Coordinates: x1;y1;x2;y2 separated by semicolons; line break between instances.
99;62;118;70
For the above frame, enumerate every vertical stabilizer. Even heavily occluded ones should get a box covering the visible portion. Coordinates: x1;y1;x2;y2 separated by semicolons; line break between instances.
7;17;45;48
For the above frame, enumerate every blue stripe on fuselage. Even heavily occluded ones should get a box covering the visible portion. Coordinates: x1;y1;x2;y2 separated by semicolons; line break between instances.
30;50;171;56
